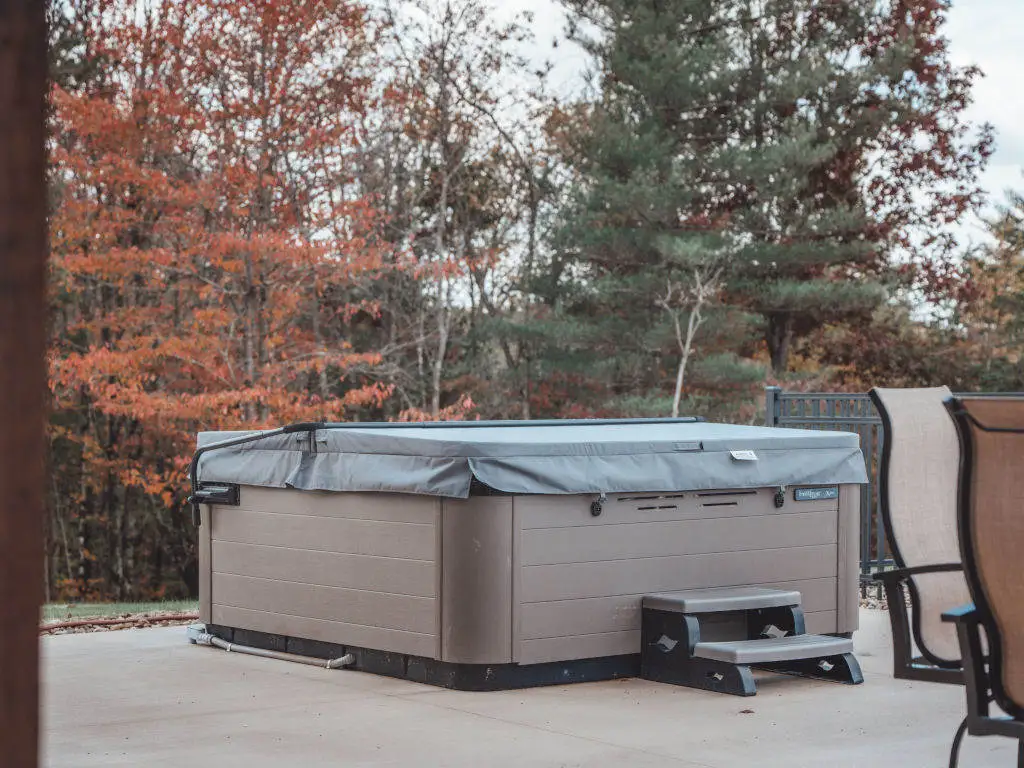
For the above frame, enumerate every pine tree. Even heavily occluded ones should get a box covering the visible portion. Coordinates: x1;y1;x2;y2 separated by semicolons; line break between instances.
557;0;992;381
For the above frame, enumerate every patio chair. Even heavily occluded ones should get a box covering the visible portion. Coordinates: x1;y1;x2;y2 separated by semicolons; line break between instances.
943;395;1024;768
869;387;968;683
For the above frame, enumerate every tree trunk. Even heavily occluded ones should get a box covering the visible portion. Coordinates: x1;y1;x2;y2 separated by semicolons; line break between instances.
415;301;426;408
429;43;452;420
662;270;718;419
243;252;257;420
767;314;793;373
671;307;702;418
79;484;92;597
431;280;451;418
109;475;124;599
0;2;47;761
153;528;164;596
526;183;538;278
313;283;329;404
521;350;532;420
54;473;73;591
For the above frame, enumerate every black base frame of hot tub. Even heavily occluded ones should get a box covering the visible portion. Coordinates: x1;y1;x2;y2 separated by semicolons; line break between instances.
204;625;856;691
206;625;639;691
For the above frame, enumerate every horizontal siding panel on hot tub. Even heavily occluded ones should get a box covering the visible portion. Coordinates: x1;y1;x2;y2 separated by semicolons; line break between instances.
212;573;437;634
520;510;837;565
212;507;436;561
518;577;837;640
519;544;837;604
230;486;441;524
212;540;435;598
520;630;640;663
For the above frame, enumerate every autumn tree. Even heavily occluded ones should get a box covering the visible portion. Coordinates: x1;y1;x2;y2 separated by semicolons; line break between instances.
953;190;1024;390
48;0;396;599
365;0;551;418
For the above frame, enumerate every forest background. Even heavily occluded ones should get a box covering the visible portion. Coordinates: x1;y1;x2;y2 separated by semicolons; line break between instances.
45;0;1024;600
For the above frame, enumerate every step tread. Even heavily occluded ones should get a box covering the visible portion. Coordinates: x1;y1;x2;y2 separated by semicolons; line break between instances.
643;586;801;614
694;634;853;664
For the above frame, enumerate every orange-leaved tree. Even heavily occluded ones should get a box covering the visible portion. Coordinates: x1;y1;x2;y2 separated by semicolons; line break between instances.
48;0;400;599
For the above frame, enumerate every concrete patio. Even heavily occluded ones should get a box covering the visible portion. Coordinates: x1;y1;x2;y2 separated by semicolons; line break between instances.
42;608;1017;767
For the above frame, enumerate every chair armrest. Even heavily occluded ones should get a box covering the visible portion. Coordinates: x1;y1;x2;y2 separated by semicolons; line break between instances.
873;563;961;583
941;603;978;624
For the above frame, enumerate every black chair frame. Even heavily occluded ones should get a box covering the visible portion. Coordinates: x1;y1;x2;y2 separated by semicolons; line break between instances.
944;397;1024;768
870;389;964;684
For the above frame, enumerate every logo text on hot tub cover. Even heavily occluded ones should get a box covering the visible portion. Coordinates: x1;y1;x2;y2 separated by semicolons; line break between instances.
794;486;839;501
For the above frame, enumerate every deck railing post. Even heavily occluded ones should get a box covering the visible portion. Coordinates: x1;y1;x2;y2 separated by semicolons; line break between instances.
764;386;781;427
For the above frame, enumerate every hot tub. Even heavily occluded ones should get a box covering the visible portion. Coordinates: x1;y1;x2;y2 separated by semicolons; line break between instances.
189;418;867;689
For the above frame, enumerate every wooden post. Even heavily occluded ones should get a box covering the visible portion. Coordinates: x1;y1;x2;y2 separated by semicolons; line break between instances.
0;2;48;765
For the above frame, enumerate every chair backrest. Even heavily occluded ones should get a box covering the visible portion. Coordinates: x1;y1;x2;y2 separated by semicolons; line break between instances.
948;395;1024;719
870;386;969;665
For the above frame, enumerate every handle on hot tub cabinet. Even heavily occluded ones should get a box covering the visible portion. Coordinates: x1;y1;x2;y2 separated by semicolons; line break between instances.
187;483;241;526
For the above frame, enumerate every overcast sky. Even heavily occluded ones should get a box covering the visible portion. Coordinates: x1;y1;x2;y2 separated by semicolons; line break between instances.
946;0;1023;240
495;0;1023;245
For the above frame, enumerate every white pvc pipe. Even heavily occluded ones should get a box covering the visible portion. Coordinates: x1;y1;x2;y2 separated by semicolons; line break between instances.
188;624;354;670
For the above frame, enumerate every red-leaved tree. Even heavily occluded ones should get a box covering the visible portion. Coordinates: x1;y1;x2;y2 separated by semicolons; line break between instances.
48;0;400;599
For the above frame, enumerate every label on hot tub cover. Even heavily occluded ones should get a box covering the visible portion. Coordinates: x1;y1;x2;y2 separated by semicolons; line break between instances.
729;449;758;461
794;486;839;501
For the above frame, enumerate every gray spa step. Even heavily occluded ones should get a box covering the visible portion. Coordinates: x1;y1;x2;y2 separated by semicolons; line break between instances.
693;634;854;665
643;586;802;614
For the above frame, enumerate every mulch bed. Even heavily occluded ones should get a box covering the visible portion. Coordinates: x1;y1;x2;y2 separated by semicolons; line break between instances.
41;611;199;635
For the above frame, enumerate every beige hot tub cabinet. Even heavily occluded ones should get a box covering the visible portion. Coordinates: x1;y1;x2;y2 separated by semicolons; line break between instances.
189;418;868;689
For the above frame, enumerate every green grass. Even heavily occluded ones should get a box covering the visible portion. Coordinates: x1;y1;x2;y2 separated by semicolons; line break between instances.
41;600;198;623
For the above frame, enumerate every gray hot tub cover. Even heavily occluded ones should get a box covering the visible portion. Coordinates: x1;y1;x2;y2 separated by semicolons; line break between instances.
195;421;868;498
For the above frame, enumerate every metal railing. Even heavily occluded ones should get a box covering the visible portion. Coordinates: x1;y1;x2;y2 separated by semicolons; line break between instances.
763;387;889;581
